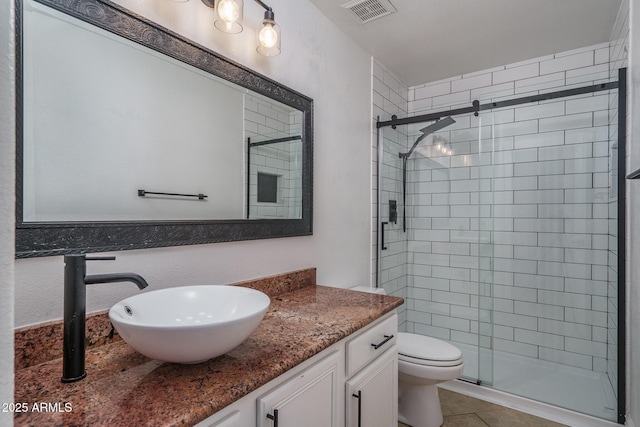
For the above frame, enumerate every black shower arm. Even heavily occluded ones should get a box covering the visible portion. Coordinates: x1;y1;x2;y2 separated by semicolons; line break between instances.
399;116;456;159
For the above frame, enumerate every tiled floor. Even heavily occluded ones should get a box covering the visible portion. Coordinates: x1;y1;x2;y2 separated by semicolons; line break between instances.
398;388;568;427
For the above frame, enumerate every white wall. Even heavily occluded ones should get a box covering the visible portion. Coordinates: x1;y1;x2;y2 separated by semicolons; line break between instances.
12;0;373;330
0;0;15;423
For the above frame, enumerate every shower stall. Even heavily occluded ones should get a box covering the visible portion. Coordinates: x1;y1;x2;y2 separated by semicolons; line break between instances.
375;68;626;423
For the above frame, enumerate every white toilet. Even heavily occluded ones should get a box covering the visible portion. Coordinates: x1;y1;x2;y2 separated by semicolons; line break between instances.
351;286;464;427
397;332;463;427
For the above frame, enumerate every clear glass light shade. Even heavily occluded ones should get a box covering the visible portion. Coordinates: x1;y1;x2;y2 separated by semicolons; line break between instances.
257;18;280;56
214;0;243;34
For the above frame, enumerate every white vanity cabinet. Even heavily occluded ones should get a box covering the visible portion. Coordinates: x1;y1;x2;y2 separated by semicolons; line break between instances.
257;351;341;427
345;313;398;427
346;347;397;427
194;312;398;427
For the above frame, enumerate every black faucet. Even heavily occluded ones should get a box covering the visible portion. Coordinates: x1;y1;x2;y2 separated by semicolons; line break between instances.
62;254;149;383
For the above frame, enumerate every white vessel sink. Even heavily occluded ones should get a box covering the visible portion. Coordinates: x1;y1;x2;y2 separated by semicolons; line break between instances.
109;285;270;364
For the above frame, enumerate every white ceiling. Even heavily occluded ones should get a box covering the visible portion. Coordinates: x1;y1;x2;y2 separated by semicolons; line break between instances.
308;0;623;86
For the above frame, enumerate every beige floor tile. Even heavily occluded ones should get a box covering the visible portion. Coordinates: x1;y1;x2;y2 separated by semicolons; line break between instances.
399;389;567;427
443;414;490;426
399;414;489;427
476;408;568;427
440;388;504;416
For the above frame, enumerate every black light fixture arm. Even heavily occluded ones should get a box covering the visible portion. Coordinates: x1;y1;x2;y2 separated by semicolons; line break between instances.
254;0;271;11
254;0;275;20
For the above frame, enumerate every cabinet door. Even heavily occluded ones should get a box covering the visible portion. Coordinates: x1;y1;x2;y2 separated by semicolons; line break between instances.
346;346;397;427
258;351;340;427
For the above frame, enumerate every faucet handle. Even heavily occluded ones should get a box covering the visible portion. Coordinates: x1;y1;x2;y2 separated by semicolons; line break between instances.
86;256;116;261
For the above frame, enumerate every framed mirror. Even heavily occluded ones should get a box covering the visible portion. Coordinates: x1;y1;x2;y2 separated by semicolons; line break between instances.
15;0;313;258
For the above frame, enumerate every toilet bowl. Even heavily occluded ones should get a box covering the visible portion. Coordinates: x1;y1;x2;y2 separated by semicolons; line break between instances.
349;286;464;427
397;332;463;427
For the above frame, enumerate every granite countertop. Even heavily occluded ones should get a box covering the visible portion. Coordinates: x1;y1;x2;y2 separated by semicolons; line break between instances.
14;284;403;427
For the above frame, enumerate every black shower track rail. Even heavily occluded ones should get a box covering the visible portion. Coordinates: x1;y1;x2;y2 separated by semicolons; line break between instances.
375;69;627;424
377;80;619;129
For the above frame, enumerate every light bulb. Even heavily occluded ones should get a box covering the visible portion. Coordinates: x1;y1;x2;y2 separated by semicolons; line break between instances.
217;0;240;24
259;23;278;48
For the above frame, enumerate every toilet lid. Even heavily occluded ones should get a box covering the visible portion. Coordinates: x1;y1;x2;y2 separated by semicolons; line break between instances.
398;332;463;365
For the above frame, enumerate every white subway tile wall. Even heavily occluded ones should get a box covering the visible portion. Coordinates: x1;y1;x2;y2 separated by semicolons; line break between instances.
400;40;624;375
370;5;628;392
245;94;303;219
372;59;409;327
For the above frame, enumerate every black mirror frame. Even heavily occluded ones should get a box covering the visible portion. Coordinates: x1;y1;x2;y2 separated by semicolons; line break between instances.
15;0;313;258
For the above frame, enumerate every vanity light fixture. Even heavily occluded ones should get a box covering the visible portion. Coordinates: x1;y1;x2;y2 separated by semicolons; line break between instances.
255;0;281;56
200;0;280;55
202;0;244;34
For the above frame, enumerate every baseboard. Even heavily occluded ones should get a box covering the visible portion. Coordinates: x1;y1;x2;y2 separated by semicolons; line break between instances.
440;379;621;427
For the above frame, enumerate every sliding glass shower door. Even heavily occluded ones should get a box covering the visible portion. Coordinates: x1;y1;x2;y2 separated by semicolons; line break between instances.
376;69;625;423
477;88;621;421
377;112;493;386
476;111;495;388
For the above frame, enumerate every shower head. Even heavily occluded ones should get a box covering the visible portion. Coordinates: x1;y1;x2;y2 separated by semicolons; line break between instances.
400;116;456;159
419;116;456;138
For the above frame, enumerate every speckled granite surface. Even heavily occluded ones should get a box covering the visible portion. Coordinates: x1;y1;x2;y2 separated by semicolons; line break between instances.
14;281;402;426
14;313;121;371
14;268;316;371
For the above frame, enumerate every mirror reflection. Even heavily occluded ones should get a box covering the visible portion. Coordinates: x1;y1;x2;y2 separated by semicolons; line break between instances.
16;0;313;258
245;94;303;219
22;0;303;222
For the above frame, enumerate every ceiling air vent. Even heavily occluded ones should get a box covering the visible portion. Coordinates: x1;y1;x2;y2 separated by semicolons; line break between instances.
340;0;397;24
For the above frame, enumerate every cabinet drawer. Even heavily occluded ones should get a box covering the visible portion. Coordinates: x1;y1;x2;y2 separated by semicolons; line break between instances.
346;313;397;377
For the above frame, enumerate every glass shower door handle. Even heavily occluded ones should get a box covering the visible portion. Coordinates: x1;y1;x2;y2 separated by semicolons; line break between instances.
381;222;388;250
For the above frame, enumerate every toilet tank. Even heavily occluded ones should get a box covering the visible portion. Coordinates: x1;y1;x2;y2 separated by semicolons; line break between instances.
350;286;386;295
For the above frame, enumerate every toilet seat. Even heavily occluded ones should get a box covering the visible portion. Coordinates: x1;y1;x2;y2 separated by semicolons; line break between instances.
398;332;463;367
